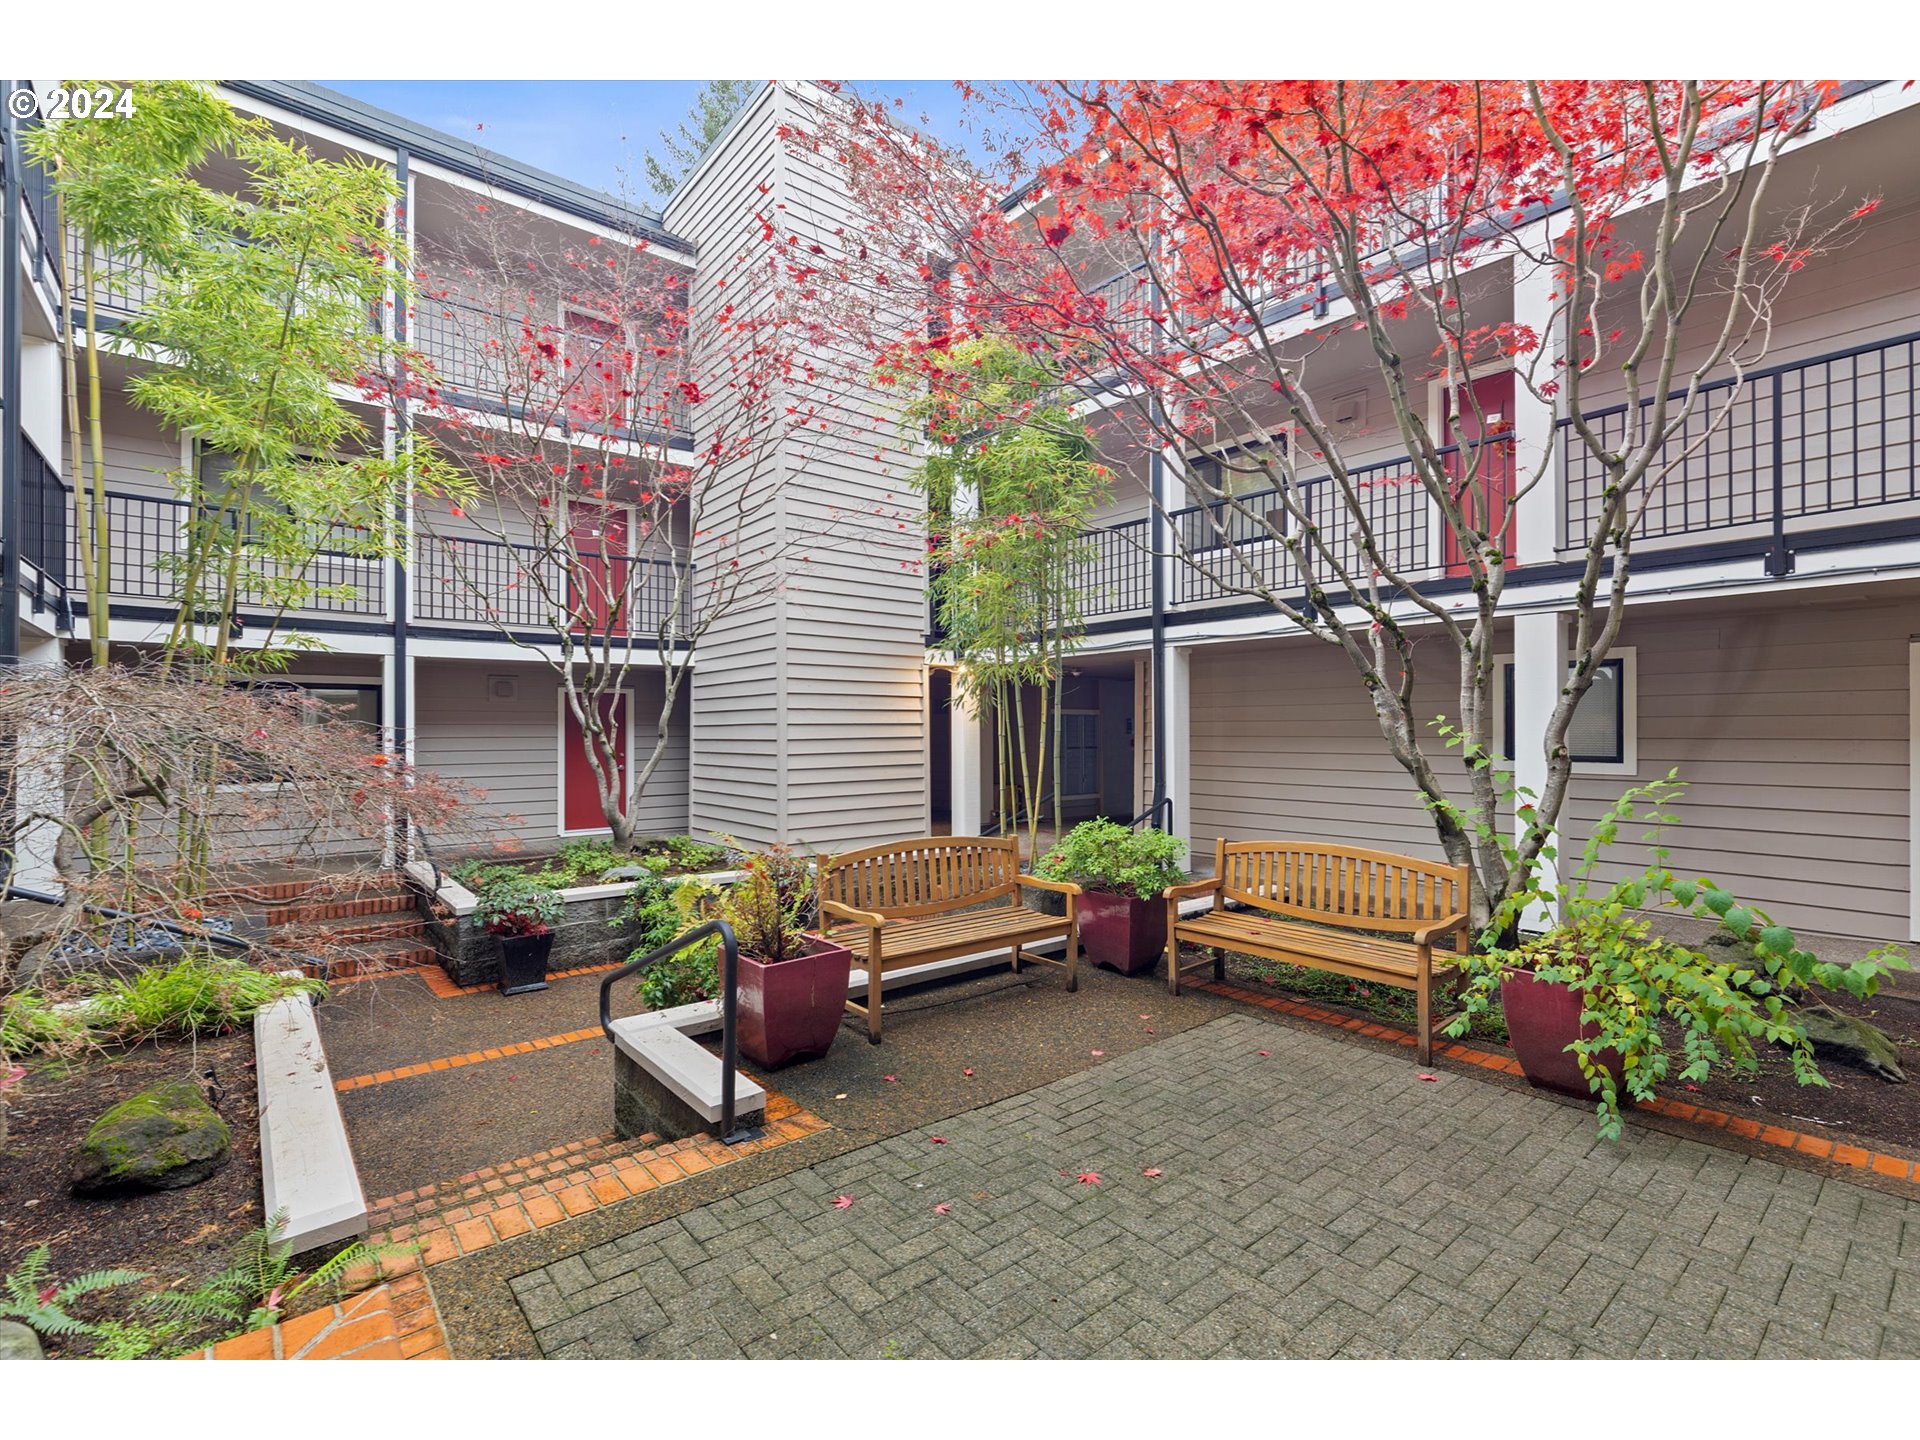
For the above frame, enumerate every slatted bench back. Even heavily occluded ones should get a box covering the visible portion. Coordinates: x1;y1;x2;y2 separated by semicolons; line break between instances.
820;836;1021;919
1215;840;1468;934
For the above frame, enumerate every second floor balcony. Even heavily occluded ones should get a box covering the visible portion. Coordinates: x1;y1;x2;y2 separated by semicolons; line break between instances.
1063;327;1920;626
30;474;692;642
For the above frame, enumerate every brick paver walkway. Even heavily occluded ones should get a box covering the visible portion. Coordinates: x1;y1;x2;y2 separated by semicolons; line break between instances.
509;1013;1920;1358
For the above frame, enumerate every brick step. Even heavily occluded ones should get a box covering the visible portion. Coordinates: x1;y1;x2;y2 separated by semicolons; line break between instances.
266;895;421;926
205;878;413;909
366;1131;665;1228
273;916;431;948
310;937;440;981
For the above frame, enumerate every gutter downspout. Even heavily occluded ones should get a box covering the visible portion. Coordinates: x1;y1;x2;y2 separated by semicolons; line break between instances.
1;81;25;668
389;148;411;856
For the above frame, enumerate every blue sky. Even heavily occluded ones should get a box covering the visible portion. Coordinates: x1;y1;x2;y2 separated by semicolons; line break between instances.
322;81;988;205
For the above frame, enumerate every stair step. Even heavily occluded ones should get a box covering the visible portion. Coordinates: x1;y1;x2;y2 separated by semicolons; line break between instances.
266;895;421;926
318;937;439;980
274;916;430;947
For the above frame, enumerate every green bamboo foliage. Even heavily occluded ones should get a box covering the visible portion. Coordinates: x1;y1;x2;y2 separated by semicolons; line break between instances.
901;339;1110;856
25;81;240;668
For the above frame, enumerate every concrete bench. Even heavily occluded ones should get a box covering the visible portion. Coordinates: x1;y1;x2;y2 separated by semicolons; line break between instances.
607;1011;767;1143
255;991;368;1251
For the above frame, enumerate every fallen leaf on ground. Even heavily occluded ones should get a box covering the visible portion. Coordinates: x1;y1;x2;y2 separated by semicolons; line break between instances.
883;1075;897;1083
834;1092;848;1100
929;1136;948;1145
1139;1014;1151;1021
831;1195;854;1210
932;1202;952;1215
1090;1050;1105;1057
1142;1167;1164;1178
1076;1171;1102;1186
962;1067;974;1076
1257;1050;1270;1057
1417;1072;1438;1082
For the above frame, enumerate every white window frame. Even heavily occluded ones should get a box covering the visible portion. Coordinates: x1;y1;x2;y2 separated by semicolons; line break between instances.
1493;645;1638;778
555;685;635;837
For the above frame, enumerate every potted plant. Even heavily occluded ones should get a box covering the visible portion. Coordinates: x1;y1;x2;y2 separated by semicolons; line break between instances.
476;874;564;995
1447;774;1909;1138
721;846;851;1068
1036;819;1188;975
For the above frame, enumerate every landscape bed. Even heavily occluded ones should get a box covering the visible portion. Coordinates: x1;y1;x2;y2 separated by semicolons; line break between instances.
1218;947;1920;1157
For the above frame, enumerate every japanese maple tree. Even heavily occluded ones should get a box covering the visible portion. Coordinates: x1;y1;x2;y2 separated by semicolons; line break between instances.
812;80;1875;930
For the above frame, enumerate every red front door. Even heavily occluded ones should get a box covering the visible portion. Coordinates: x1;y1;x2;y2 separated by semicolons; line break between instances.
569;502;631;635
1443;371;1516;576
562;692;629;832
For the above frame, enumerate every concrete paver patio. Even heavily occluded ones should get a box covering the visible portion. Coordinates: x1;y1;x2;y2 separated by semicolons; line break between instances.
508;1013;1920;1359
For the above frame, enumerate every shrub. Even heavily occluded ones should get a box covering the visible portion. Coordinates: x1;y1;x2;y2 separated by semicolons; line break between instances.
1036;819;1187;900
474;874;564;937
662;835;726;872
628;879;727;1010
1447;775;1910;1139
720;847;816;963
1;956;321;1059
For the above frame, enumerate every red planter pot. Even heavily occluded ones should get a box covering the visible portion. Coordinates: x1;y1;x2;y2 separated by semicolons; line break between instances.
1499;969;1625;1100
736;934;853;1070
1078;890;1167;976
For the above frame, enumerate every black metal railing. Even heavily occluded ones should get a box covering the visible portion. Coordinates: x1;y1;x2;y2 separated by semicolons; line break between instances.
1087;266;1156;355
19;436;68;592
410;289;692;438
14;117;63;295
1168;450;1439;608
1073;517;1153;618
599;919;752;1143
414;533;688;636
65;232;160;321
1560;329;1920;565
68;490;386;616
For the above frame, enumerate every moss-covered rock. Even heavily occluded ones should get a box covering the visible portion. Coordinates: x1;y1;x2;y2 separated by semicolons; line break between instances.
1794;1007;1908;1084
70;1078;231;1194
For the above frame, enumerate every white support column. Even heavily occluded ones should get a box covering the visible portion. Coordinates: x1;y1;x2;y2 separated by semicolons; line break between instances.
1511;256;1564;567
949;676;984;837
13;637;66;890
1164;643;1194;858
1511;610;1568;930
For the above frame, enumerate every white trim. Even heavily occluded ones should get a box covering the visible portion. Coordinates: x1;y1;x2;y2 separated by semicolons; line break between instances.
1909;638;1919;942
555;685;635;837
1494;644;1639;779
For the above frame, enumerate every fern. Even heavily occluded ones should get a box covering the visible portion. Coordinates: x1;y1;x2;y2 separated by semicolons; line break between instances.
0;1244;148;1339
145;1209;411;1333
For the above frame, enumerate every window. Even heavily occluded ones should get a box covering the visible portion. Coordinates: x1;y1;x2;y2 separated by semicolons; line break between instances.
225;683;382;786
1184;439;1286;550
1499;650;1634;773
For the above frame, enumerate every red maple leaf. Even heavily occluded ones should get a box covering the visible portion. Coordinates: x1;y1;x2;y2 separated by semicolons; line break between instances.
962;1067;974;1077
1417;1072;1438;1082
929;1136;948;1145
831;1195;854;1210
1257;1050;1270;1058
1090;1050;1105;1057
1076;1171;1102;1186
1142;1168;1164;1179
932;1202;952;1215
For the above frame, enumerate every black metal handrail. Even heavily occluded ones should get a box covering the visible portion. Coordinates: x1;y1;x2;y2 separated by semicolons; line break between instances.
598;918;750;1144
1128;796;1172;833
1558;327;1920;566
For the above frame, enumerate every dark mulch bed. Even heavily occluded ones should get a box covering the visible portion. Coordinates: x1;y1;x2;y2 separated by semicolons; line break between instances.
0;1030;264;1349
1216;947;1920;1157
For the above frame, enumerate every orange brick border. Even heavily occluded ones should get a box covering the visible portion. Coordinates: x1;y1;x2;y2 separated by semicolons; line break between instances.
1198;978;1920;1190
177;1272;447;1361
365;1091;827;1266
333;1026;606;1092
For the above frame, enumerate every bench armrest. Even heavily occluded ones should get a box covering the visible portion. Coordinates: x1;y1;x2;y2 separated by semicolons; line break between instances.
1414;913;1469;948
821;899;887;930
1016;874;1080;898
1162;876;1222;903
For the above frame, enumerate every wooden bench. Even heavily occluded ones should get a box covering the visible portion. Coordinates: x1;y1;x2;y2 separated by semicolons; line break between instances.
1164;840;1470;1064
820;836;1080;1044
